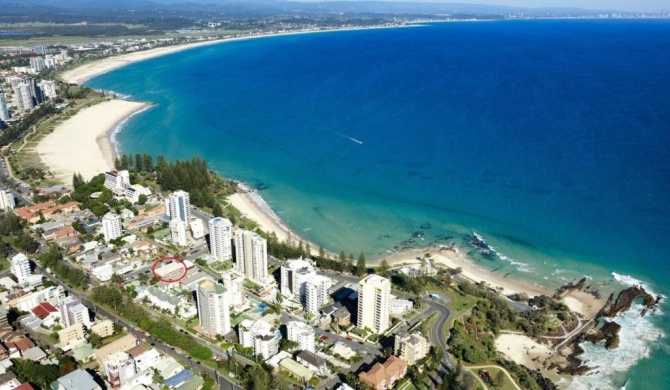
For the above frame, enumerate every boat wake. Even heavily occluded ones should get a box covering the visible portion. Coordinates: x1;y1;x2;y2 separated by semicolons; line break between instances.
335;132;363;145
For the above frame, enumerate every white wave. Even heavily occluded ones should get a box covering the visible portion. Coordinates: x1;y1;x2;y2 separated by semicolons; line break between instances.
474;231;534;273
110;105;153;155
568;303;665;390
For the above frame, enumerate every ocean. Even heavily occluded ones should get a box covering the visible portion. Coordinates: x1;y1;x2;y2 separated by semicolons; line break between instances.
86;20;670;389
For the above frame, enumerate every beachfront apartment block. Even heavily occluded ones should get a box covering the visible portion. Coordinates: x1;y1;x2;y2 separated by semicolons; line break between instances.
238;319;280;359
357;274;391;334
305;275;332;314
29;57;46;72
286;320;316;352
234;230;268;284
0;187;15;211
102;212;123;243
10;253;38;286
196;280;231;337
208;217;233;261
280;258;315;299
14;83;34;111
0;93;9;122
170;219;189;247
221;270;246;309
104;170;130;191
394;332;429;365
166;190;191;223
58;296;92;328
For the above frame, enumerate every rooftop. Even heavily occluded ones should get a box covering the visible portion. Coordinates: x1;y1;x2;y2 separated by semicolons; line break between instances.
54;369;99;390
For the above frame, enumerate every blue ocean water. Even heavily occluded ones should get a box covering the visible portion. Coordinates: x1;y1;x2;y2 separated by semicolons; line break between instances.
87;20;670;388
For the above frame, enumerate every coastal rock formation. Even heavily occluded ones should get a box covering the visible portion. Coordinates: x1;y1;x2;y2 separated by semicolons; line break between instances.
597;286;656;318
585;321;622;350
553;277;587;299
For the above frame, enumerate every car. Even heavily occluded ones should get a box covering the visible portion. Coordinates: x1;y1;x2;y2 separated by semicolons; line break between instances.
320;335;329;340
346;337;352;341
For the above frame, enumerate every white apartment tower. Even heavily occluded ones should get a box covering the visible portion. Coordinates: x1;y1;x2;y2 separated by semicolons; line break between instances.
167;190;191;223
102;212;123;243
305;275;332;314
102;351;136;388
0;187;15;211
234;230;268;284
10;253;31;285
170;219;189;247
29;57;46;72
238;319;280;359
286;321;316;352
221;270;246;309
59;296;92;328
0;93;9;122
14;83;34;111
280;258;315;299
208;217;233;261
197;280;231;336
357;274;391;334
39;80;57;99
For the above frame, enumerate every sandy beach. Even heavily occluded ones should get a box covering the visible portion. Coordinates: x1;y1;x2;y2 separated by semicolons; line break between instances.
37;99;150;182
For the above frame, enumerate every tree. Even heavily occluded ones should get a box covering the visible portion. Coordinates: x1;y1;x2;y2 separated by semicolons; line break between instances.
380;259;390;275
318;246;325;259
355;252;367;276
134;153;143;172
494;370;505;387
138;194;148;205
143;154;154;171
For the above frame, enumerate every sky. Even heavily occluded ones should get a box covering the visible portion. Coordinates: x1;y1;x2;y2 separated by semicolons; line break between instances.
296;0;666;13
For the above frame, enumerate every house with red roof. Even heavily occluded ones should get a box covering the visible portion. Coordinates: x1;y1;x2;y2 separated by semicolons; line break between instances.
32;302;61;327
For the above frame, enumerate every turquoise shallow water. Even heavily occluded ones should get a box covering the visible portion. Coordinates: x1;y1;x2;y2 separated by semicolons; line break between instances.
87;20;670;388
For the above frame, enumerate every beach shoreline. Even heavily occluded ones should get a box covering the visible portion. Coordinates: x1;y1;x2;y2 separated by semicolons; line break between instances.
60;24;414;85
37;99;151;182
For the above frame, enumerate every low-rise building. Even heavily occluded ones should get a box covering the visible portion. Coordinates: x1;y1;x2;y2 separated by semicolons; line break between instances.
286;321;315;352
390;298;413;315
238;319;280;359
58;323;86;347
90;319;115;338
52;369;102;390
279;358;313;382
95;334;137;365
332;306;351;327
358;356;407;390
296;350;327;375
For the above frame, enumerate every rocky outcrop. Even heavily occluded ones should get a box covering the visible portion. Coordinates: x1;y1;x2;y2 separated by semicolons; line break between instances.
553;277;587;299
597;286;656;318
585;321;621;350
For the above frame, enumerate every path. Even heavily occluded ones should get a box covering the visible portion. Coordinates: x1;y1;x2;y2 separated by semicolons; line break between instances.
466;365;523;390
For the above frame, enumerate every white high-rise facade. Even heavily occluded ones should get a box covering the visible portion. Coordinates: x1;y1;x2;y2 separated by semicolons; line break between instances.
234;230;268;284
221;270;246;309
238;319;280;359
0;93;9;122
39;80;57;99
167;190;191;223
104;170;130;191
170;219;189;247
0;187;15;211
29;57;46;72
208;217;233;261
102;351;136;388
196;280;231;336
59;296;92;328
305;275;332;314
286;321;316;352
280;258;315;299
357;275;391;334
14;83;34;111
10;253;31;285
102;212;122;243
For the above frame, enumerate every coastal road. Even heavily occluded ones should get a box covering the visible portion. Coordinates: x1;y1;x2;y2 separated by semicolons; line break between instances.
33;264;243;390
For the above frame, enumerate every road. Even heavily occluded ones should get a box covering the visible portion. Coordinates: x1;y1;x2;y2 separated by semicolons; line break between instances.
33;264;244;390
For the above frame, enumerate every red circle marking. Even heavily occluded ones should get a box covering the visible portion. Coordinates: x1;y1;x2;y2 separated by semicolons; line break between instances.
151;256;188;283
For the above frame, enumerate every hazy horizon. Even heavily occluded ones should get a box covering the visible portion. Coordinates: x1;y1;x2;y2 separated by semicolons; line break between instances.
289;0;666;13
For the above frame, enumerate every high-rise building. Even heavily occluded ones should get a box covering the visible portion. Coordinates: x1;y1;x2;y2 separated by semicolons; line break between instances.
221;270;246;309
280;258;315;299
14;83;34;111
10;253;31;285
104;170;130;191
59;296;92;328
234;230;268;284
0;187;15;211
0;93;9;122
167;190;190;223
39;80;57;99
34;45;47;55
102;212;122;243
196;280;231;337
357;275;391;334
208;217;233;261
286;321;316;352
24;78;42;105
238;319;280;359
29;57;46;72
170;219;189;247
305;275;332;314
102;351;136;389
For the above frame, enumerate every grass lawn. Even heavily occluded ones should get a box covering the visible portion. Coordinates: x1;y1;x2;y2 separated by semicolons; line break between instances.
0;256;10;273
478;367;518;390
101;332;128;346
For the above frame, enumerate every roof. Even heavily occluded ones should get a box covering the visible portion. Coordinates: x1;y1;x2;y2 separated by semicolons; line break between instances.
333;306;351;319
279;358;313;379
126;343;150;358
32;302;58;318
14;338;35;352
55;369;100;390
22;346;47;361
297;350;325;368
359;363;386;388
163;369;193;387
175;375;204;390
13;383;37;390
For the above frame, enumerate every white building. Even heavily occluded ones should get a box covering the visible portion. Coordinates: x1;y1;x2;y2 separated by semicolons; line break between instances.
0;187;15;211
208;217;233;261
305;275;332;314
102;212;123;243
357;274;391;334
221;270;246;309
137;286;197;319
170;219;189;247
166;190;190;223
286;321;316;352
10;253;32;285
390;298;414;315
102;351;136;389
91;263;114;282
59;296;92;328
238;319;280;359
189;218;205;239
104;170;130;191
234;230;268;284
280;258;315;299
14;83;34;111
124;184;151;204
196;280;231;337
0;92;9;121
39;80;57;99
131;347;160;373
29;57;46;72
